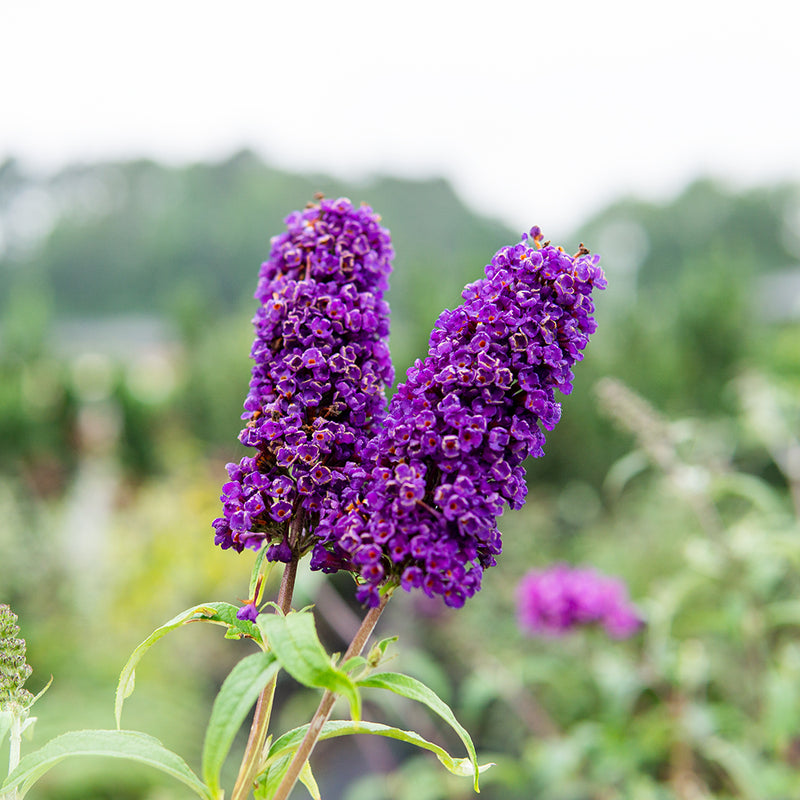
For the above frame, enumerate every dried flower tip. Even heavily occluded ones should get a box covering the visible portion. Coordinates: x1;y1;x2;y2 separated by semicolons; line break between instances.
574;243;590;257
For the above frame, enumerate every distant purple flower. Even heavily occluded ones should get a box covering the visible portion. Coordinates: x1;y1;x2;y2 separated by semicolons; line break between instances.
320;230;606;607
516;564;642;639
212;197;394;562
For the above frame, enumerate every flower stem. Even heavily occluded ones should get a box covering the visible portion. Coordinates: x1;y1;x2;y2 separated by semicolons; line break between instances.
270;591;391;800
231;556;298;800
2;713;22;800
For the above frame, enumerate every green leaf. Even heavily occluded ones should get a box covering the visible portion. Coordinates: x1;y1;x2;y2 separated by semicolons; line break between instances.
29;675;54;707
255;752;293;800
201;650;279;798
341;636;398;678
0;729;213;799
115;602;261;728
298;759;321;800
358;671;483;791
248;543;273;599
340;655;367;674
258;610;361;720
265;720;494;785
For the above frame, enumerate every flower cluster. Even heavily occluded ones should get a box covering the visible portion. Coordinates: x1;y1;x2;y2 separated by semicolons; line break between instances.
319;230;606;607
212;197;394;562
516;564;641;639
0;604;33;711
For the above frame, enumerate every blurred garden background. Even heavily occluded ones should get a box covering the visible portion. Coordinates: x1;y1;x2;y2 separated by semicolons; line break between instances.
3;0;800;796
1;152;800;798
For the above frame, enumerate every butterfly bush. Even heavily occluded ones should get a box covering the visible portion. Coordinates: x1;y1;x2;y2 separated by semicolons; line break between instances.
517;564;641;638
320;229;607;607
212;197;394;568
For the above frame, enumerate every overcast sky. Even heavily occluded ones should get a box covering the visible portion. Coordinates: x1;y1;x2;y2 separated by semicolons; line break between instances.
2;0;799;235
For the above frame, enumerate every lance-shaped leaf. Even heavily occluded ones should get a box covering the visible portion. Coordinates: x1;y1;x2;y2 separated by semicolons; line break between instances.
258;610;361;720
358;671;483;791
202;650;279;798
0;730;213;799
261;719;493;790
298;760;321;800
115;602;261;728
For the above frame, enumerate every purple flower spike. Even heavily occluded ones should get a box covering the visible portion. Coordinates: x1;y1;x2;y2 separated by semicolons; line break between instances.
516;564;642;639
213;197;394;558
323;233;605;606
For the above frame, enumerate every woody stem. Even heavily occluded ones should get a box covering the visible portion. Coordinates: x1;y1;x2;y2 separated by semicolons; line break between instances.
231;555;298;800
270;592;391;800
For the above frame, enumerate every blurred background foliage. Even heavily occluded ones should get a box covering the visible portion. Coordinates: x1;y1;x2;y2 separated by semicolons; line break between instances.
1;152;800;798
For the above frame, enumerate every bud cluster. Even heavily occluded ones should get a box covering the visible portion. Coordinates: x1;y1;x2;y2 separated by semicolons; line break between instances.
0;603;34;711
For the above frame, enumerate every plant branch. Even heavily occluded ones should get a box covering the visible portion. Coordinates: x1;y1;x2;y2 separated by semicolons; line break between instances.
231;556;298;800
270;591;391;800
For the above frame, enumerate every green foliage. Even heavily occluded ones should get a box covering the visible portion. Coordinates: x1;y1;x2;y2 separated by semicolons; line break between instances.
1;730;213;799
265;720;489;790
530;177;800;487
201;651;278;798
358;672;485;791
252;609;486;796
258;610;362;722
69;598;484;798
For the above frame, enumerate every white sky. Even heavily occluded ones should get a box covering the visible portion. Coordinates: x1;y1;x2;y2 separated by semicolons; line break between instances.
2;0;799;235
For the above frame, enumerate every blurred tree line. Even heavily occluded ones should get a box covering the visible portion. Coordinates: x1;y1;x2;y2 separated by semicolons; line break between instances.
2;153;798;493
0;152;514;487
